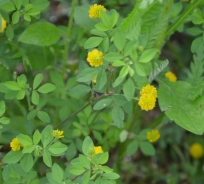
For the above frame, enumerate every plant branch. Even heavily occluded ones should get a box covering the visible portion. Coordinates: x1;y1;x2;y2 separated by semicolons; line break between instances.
165;0;201;39
62;0;76;77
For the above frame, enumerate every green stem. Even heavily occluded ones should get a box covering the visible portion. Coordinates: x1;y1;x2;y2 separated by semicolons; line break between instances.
172;144;185;163
26;93;32;111
166;0;201;39
62;0;76;77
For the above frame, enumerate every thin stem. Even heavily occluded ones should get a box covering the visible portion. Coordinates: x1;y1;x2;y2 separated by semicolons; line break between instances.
62;0;76;77
26;93;32;111
166;0;201;39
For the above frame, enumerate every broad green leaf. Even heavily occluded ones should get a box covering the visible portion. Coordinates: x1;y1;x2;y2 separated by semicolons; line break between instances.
139;49;158;63
99;36;109;53
158;80;204;135
104;52;123;62
17;75;27;90
95;70;107;90
69;85;91;97
90;29;107;37
93;98;113;110
65;142;77;161
37;83;56;93
49;71;64;87
82;136;94;156
33;73;43;89
119;65;128;78
41;125;53;148
31;91;39;105
32;0;50;11
12;11;20;24
100;11;111;27
113;29;126;51
76;68;100;83
69;165;85;175
113;94;127;106
16;89;25;100
112;106;124;128
112;60;125;67
113;76;125;88
1;2;15;12
4;81;21;90
37;111;50;123
123;78;135;101
0;117;10;124
99;152;109;164
110;10;119;28
17;134;33;146
79;154;90;169
26;8;40;16
84;37;103;49
27;110;37;120
95;22;110;31
135;62;146;76
22;145;35;153
19;22;60;46
48;142;68;155
20;153;33;172
124;41;137;56
100;166;113;173
126;140;139;156
52;163;63;182
187;27;203;36
83;170;91;184
13;0;23;9
43;149;52;167
0;100;6;117
2;151;23;164
33;130;41;145
139;141;155;156
6;24;14;39
102;172;120;180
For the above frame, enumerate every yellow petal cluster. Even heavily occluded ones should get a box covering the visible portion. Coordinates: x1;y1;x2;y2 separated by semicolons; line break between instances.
189;143;204;159
94;146;103;155
87;49;103;67
138;84;157;111
0;17;7;33
146;129;160;143
89;4;106;18
52;129;64;139
92;76;97;83
10;138;22;151
165;71;177;82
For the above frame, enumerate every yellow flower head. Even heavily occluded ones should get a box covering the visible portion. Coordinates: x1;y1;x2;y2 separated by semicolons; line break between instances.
87;49;103;67
0;17;7;33
140;84;157;98
138;94;156;111
165;71;177;82
52;129;64;139
93;76;97;83
94;146;103;155
147;129;160;143
189;143;204;159
89;4;106;18
10;138;21;151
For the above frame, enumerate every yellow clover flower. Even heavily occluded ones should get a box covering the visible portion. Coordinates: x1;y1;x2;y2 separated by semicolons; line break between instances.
87;49;104;67
89;4;106;18
147;129;160;143
0;17;7;33
10;138;22;151
140;84;157;98
189;143;204;159
52;129;64;139
94;146;103;155
138;94;156;111
165;71;177;82
93;76;97;83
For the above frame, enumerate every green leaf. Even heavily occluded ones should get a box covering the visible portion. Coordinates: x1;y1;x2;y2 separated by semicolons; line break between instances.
6;24;14;39
84;37;103;49
16;89;25;100
139;49;158;63
112;106;124;128
76;68;100;83
27;110;37;120
0;100;6;117
52;163;63;182
0;117;10;124
37;111;50;123
139;141;155;156
119;65;128;78
95;70;107;90
2;151;23;164
79;154;90;169
50;71;64;87
18;22;60;46
113;76;125;88
65;142;77;161
99;152;109;164
20;153;33;172
110;10;119;28
112;60;125;67
69;165;85;175
126;140;139;156
37;83;56;94
90;29;107;37
13;0;23;9
4;81;21;90
113;29;126;51
43;149;52;167
1;2;15;12
100;11;111;27
31;91;39;105
102;172;120;180
93;98;113;110
32;0;50;11
41;125;53;148
12;11;20;24
82;136;94;156
33;129;41;145
113;94;127;106
187;27;203;36
24;14;31;21
135;62;146;76
99;37;109;53
95;22;110;31
33;73;43;89
123;78;135;101
48;142;68;155
26;8;40;16
124;41;137;56
22;145;35;153
158;80;204;135
69;85;91;97
104;52;123;62
17;134;33;146
83;170;91;184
